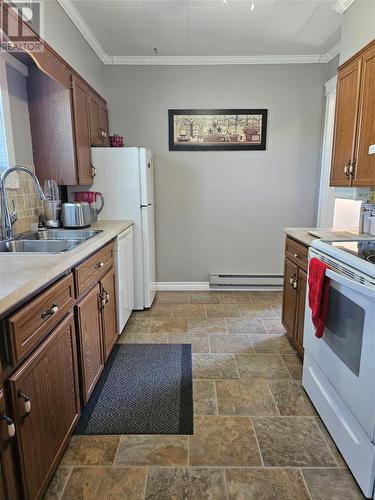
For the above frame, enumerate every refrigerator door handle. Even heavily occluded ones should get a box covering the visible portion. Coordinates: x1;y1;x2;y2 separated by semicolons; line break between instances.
140;203;152;208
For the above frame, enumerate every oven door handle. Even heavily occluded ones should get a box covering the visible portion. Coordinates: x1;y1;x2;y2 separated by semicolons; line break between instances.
325;269;375;299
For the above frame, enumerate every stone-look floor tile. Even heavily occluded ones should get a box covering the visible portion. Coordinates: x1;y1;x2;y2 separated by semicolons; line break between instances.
239;303;279;318
249;291;282;302
302;468;364;500
171;305;206;318
206;304;241;317
193;380;218;416
119;333;169;344
250;334;295;354
209;334;254;354
188;318;227;333
193;354;238;379
226;317;266;334
116;435;188;466
315;417;348;468
226;468;310;500
190;416;262;466
150;318;188;333
268;380;317;416
219;292;252;304
281;354;303;380
168;334;209;353
236;354;290;380
61;467;147;500
44;467;72;500
145;468;227;500
261;318;287;335
155;292;190;304
61;436;120;466
123;318;152;333
190;292;221;304
253;417;337;467
216;380;278;416
133;304;173;318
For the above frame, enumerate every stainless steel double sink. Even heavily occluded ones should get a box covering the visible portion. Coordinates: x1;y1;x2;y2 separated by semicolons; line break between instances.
0;229;102;254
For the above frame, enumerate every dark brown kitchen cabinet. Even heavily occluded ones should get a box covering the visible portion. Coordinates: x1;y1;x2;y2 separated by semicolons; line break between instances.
282;236;309;357
76;284;104;404
72;76;94;185
101;268;118;361
330;39;375;187
89;92;110;147
8;314;80;500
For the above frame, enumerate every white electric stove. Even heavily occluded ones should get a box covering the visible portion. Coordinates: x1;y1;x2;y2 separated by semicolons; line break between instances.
303;238;375;498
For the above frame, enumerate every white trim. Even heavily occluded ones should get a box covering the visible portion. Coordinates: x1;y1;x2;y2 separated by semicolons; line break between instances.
156;282;283;291
325;75;338;95
0;57;16;166
55;0;107;62
326;42;341;62
104;54;331;66
334;0;357;14
56;0;341;66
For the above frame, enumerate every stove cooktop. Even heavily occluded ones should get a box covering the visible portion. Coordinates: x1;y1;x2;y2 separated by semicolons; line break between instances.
325;240;375;264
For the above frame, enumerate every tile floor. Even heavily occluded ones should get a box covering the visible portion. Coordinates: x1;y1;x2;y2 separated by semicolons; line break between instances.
45;291;365;500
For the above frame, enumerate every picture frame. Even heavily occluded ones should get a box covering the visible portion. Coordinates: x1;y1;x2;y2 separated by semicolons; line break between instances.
168;109;268;151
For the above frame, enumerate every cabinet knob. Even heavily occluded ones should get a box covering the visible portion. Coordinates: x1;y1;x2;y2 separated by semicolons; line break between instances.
293;280;298;289
293;253;299;258
2;415;15;439
41;304;59;318
95;261;104;269
349;160;356;177
289;277;294;285
17;391;31;417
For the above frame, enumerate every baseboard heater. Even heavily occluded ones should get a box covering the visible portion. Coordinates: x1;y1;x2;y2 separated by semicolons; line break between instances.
209;273;283;287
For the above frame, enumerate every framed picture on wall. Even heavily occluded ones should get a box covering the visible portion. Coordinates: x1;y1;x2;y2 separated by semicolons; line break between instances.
168;109;268;151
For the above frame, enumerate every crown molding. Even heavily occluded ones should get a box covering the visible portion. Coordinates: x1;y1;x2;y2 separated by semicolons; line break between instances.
334;0;357;14
103;54;331;66
56;0;107;62
57;0;341;66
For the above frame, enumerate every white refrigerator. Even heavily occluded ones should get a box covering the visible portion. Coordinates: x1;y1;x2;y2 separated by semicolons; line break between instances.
90;147;156;310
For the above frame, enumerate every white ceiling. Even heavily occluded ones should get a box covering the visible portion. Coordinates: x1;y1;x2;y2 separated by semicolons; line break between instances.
63;0;344;63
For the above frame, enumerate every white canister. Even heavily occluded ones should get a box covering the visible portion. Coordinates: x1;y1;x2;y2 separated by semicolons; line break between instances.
369;216;375;236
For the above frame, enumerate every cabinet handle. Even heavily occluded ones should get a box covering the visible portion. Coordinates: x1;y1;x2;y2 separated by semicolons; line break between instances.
94;261;104;270
293;280;298;289
344;161;351;179
2;415;15;439
41;304;59;318
17;391;31;417
91;165;96;178
99;292;106;310
349;160;356;177
103;289;109;303
289;277;294;285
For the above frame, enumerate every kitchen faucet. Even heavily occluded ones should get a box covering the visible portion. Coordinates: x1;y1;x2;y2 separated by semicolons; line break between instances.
0;165;46;240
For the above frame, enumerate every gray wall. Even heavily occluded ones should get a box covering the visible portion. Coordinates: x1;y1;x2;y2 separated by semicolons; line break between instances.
43;1;104;95
340;0;375;63
327;55;339;80
104;64;326;282
6;64;33;166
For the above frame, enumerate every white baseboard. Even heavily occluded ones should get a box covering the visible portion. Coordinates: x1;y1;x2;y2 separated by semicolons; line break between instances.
156;282;283;291
156;282;210;291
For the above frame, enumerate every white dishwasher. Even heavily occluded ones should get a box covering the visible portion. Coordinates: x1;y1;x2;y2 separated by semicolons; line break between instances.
114;226;134;334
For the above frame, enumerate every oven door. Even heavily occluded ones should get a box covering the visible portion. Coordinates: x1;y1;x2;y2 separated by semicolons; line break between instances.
304;264;375;440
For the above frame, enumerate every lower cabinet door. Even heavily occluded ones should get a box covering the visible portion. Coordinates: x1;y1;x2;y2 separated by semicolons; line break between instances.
101;268;118;360
294;269;307;356
282;258;298;340
76;283;104;403
9;314;80;500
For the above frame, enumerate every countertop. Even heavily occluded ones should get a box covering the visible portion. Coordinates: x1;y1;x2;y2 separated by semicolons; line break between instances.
283;227;370;247
0;220;133;319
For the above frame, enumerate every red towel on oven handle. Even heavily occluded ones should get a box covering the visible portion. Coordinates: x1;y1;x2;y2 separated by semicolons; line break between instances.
308;257;331;338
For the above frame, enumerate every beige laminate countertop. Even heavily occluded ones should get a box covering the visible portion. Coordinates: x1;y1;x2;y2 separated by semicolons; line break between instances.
0;220;133;319
284;227;370;247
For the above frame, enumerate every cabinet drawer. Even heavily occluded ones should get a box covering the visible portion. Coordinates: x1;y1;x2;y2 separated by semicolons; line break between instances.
6;274;74;366
74;242;114;298
285;237;308;271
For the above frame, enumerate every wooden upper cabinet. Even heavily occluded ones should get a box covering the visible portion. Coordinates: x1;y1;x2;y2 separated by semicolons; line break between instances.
353;43;375;186
330;56;362;186
89;92;110;147
330;40;375;187
72;76;93;185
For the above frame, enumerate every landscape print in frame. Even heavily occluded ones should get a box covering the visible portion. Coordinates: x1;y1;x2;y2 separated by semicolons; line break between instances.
168;109;267;151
